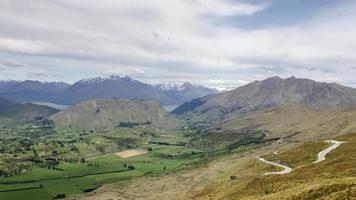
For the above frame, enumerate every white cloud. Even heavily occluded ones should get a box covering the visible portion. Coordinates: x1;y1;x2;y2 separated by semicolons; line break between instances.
0;38;47;53
0;0;356;88
0;59;62;80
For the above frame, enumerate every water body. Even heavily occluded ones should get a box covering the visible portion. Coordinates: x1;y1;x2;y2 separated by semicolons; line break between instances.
163;105;179;112
31;102;69;110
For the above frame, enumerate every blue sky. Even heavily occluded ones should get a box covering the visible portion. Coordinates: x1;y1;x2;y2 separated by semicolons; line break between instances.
222;0;341;29
0;0;356;89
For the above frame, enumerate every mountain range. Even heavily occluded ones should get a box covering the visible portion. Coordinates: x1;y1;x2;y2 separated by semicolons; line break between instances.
0;76;218;106
0;80;70;102
172;76;356;122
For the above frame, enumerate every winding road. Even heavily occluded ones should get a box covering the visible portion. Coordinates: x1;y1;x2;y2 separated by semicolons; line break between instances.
256;156;293;175
313;140;345;163
257;140;345;175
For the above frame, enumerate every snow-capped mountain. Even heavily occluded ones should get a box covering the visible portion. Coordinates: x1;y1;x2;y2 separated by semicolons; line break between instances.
57;77;218;106
77;75;136;84
155;82;218;105
156;82;198;91
0;76;218;106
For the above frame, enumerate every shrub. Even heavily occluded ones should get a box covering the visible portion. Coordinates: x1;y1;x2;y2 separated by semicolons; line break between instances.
53;194;66;199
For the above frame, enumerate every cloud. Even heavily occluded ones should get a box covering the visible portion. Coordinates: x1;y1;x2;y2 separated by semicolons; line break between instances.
0;0;356;88
0;59;62;80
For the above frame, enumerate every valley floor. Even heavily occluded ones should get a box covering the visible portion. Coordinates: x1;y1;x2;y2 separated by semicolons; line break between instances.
75;133;356;200
72;142;284;200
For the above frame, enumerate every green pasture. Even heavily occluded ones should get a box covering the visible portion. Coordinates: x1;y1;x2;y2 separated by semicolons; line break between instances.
0;137;204;200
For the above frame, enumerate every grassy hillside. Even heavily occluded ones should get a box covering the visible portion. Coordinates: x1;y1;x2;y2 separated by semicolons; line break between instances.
51;99;178;130
0;101;58;126
221;105;356;141
79;132;356;200
193;133;356;200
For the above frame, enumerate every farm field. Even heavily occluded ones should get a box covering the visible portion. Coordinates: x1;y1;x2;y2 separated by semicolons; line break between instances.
115;149;148;158
0;125;206;199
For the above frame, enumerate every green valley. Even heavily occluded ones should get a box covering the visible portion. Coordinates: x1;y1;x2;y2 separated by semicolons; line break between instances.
0;121;211;199
1;77;356;200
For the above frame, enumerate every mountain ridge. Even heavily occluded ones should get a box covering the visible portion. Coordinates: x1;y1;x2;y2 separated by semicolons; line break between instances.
0;80;70;103
172;76;356;122
54;76;217;106
0;76;218;106
54;76;163;105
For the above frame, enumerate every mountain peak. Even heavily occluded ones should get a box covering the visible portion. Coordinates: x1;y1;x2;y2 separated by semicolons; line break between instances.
182;82;193;88
260;76;283;83
109;75;121;80
78;75;136;84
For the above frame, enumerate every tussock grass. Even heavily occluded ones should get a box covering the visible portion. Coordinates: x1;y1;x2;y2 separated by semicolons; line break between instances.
194;133;356;200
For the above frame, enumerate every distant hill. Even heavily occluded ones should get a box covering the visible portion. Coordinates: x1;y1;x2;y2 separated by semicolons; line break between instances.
51;99;177;129
0;97;19;112
0;103;59;124
172;76;356;122
0;80;70;102
0;97;59;125
54;76;217;106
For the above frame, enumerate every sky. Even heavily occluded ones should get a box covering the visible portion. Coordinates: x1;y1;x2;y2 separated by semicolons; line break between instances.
1;0;356;89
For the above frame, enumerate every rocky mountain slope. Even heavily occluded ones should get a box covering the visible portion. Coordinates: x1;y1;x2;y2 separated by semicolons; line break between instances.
51;99;177;129
173;76;356;122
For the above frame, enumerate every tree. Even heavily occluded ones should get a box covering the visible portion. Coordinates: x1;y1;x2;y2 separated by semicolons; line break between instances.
32;148;39;161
